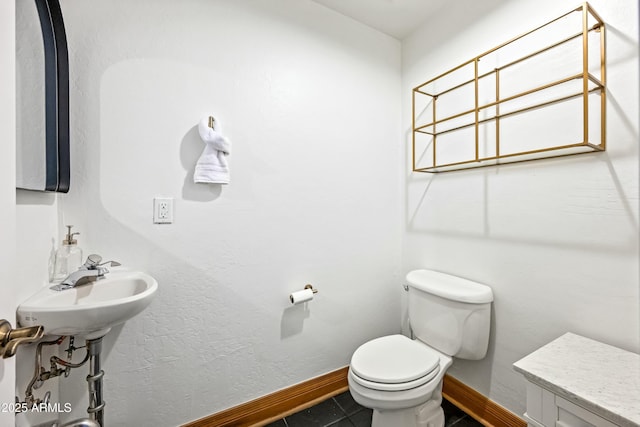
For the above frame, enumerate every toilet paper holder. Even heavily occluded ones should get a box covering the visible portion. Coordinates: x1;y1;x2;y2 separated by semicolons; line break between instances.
289;284;318;305
303;284;318;294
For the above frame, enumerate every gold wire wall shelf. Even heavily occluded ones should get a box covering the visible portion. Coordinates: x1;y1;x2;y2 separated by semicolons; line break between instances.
412;2;605;173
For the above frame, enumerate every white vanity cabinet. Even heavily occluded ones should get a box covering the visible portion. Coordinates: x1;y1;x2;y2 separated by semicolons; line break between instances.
522;381;618;427
513;333;640;427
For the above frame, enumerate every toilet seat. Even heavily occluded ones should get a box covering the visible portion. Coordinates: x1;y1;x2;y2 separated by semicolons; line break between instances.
350;335;441;391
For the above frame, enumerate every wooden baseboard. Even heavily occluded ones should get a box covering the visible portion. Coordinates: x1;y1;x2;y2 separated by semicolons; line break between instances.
182;367;526;427
443;375;527;427
182;367;349;427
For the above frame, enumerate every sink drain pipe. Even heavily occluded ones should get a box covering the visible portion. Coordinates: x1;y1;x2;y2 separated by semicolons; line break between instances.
86;337;105;426
20;335;106;426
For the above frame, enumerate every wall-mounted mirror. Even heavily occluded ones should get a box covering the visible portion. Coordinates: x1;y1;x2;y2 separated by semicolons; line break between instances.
16;0;70;193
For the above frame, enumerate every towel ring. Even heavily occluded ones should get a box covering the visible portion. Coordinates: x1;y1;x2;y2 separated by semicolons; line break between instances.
208;116;215;129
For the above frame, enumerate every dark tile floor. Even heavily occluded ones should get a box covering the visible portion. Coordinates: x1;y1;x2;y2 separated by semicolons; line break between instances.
265;391;482;427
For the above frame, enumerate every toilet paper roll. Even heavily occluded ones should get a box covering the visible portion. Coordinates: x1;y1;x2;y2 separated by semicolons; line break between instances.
289;288;314;305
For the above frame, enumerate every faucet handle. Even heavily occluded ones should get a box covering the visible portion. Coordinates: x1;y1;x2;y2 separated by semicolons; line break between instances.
83;254;103;269
83;254;121;270
98;260;121;268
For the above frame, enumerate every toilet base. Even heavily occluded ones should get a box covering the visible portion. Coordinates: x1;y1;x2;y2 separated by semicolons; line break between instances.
372;397;444;427
348;344;452;427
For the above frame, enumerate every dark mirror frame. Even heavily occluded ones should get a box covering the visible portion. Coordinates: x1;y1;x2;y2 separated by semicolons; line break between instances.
17;0;70;193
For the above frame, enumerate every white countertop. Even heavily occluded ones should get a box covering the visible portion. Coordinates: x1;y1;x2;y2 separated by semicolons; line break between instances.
513;332;640;427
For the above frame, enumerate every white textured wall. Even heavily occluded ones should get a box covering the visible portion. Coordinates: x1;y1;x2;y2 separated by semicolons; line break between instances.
11;10;65;427
0;1;17;425
58;0;402;425
14;190;61;427
402;0;639;417
2;3;61;425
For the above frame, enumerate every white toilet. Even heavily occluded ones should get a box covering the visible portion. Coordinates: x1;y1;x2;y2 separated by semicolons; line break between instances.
348;269;493;427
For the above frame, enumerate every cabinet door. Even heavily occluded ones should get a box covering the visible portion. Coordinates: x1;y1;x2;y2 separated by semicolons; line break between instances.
555;396;618;427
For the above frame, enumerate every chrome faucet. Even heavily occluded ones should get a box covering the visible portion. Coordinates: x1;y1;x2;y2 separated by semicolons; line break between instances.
52;254;121;291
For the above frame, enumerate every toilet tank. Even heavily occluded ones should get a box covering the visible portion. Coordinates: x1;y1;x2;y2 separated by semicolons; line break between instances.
406;269;493;360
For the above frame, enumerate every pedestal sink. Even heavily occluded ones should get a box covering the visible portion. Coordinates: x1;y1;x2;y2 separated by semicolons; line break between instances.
16;267;157;425
17;268;158;339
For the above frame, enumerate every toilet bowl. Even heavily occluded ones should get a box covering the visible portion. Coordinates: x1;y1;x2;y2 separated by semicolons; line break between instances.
348;335;452;426
348;270;493;427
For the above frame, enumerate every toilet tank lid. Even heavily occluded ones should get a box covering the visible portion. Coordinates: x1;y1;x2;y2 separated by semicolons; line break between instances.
406;270;493;303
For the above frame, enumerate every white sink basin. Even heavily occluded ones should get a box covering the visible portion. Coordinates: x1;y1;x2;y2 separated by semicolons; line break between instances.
17;269;157;339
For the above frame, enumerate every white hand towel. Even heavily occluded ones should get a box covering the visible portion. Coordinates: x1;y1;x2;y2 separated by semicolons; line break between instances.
194;116;231;184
